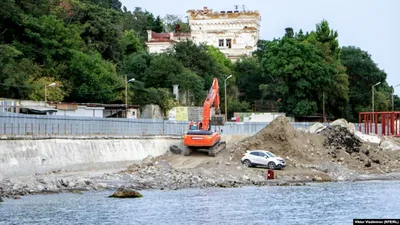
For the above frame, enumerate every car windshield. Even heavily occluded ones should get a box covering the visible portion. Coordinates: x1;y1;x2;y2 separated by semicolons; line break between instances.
265;152;276;157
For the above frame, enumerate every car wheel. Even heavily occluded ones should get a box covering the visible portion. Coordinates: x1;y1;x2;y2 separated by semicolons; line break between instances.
243;159;252;167
268;161;276;170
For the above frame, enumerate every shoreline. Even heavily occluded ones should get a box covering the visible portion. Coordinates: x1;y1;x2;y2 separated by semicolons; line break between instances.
1;167;400;200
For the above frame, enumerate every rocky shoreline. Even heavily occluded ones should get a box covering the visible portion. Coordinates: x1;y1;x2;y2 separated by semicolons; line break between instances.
1;159;400;200
2;117;400;200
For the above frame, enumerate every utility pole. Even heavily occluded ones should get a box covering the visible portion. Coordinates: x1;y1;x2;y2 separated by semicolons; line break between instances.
125;75;128;111
392;84;400;111
372;82;381;124
392;92;395;112
224;75;232;121
44;83;56;107
322;92;326;123
125;76;135;118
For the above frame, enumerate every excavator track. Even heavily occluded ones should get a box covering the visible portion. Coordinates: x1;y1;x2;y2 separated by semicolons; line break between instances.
208;141;226;157
183;147;193;156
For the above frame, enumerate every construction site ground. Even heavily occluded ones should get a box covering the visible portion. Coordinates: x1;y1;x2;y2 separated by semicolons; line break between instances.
2;117;400;199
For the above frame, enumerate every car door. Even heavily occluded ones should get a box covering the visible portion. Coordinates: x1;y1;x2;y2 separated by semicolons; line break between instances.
249;152;260;165
257;152;269;166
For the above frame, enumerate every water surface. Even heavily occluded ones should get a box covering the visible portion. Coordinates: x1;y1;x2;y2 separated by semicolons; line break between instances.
1;181;399;225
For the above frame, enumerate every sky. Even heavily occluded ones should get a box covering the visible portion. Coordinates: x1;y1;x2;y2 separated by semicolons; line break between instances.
120;0;400;95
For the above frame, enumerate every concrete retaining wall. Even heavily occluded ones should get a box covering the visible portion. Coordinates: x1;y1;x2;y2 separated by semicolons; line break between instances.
0;137;181;178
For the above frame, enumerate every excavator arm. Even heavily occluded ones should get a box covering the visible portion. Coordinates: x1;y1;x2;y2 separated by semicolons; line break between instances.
201;78;222;130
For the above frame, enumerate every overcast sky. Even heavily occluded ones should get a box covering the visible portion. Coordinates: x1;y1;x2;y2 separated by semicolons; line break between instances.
120;0;400;94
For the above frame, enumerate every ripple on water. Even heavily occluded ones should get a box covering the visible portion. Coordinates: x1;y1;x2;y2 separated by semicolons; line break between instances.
1;181;400;225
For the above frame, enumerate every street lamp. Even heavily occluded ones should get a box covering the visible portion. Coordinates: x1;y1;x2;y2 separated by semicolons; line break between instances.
125;75;135;117
224;75;232;121
372;81;381;123
44;82;56;106
392;84;400;111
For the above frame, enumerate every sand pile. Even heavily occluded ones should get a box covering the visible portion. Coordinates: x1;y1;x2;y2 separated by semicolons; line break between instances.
230;116;322;162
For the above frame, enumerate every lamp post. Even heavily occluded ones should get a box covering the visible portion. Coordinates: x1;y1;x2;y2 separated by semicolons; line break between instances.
224;75;232;121
392;84;400;111
44;82;56;106
372;82;381;123
125;75;135;117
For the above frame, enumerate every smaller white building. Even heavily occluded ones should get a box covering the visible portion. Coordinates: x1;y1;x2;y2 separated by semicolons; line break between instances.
56;104;104;117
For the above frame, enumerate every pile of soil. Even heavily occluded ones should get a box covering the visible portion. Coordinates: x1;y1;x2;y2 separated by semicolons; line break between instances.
320;125;361;154
229;116;324;163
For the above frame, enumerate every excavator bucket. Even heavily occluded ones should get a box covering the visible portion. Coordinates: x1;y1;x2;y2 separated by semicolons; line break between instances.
210;115;225;126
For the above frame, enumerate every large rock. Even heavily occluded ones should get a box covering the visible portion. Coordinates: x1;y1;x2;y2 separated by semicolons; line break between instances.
380;139;400;151
331;119;348;128
109;186;143;198
309;122;326;133
0;196;3;202
354;131;381;144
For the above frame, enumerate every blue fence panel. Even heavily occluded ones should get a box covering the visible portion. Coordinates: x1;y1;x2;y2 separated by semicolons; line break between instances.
0;112;373;137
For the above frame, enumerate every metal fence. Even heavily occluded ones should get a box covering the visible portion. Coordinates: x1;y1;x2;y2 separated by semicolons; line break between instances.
0;112;327;136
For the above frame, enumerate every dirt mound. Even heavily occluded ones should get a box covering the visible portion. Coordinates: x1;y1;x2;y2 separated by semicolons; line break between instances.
320;126;361;154
230;116;323;162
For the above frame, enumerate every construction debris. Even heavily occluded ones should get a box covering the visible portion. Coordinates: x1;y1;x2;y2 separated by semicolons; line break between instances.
319;125;361;154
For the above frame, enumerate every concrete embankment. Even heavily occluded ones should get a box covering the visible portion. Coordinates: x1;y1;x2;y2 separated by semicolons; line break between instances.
0;136;181;178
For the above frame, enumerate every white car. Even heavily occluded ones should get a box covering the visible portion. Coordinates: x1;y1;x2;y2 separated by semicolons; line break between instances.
241;150;286;169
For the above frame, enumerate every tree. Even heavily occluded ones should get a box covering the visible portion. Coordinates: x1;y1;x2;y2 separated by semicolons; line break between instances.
28;76;66;102
168;40;220;89
67;50;123;103
152;16;164;33
142;54;185;88
0;45;42;99
227;97;251;117
14;14;84;65
305;20;349;118
163;14;190;33
120;29;144;56
234;57;263;103
206;46;233;76
122;52;150;79
260;30;333;116
394;95;400;111
341;46;391;121
122;7;163;40
71;2;124;62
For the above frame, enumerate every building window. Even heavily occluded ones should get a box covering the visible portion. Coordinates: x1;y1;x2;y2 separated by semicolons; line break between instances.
218;39;224;47
226;39;232;48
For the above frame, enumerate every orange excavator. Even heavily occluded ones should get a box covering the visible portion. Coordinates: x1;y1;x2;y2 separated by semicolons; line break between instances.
182;77;226;157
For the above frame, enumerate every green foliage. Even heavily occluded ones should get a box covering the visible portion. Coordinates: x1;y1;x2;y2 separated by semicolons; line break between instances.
206;46;233;76
341;46;390;121
71;2;124;62
122;7;164;40
394;95;400;111
142;54;185;88
67;50;123;103
120;29;144;56
0;45;41;99
123;52;150;78
16;14;84;64
260;34;333;116
163;14;190;33
227;97;252;116
0;1;394;123
234;57;263;102
28;77;66;102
